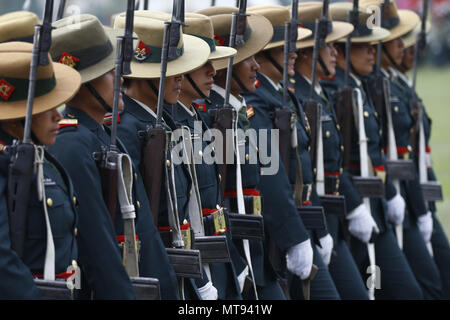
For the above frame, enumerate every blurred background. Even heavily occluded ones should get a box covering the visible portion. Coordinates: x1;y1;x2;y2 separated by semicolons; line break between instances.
1;0;449;234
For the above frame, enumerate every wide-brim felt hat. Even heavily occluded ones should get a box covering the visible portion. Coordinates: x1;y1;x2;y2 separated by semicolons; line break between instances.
184;12;236;68
295;2;354;49
246;5;312;51
50;14;124;84
0;42;81;120
360;0;420;43
196;6;275;70
330;2;391;43
0;11;39;43
114;10;210;79
402;20;431;49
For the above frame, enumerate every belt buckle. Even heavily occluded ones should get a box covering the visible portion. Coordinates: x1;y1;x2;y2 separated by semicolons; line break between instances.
252;195;262;216
181;228;192;250
375;170;386;184
213;207;227;234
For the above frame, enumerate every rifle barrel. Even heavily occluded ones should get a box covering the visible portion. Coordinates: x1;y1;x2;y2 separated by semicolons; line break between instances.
156;22;171;127
223;12;238;108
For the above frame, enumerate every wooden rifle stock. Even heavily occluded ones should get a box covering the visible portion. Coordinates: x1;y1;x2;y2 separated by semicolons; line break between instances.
335;87;353;169
140;127;166;227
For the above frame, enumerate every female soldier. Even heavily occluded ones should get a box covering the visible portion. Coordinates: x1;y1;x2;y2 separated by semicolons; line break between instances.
113;10;216;300
400;23;450;299
291;3;371;300
0;41;81;299
48;14;178;299
321;1;427;299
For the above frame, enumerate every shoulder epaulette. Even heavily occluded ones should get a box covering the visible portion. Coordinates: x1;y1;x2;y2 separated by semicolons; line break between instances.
0;141;5;154
59;119;78;129
104;113;121;126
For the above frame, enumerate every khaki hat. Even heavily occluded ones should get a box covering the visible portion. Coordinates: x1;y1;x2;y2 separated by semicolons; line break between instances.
247;5;312;50
0;42;81;120
114;10;210;79
402;20;431;49
184;12;236;67
360;0;420;43
50;14;123;84
0;11;39;43
295;2;354;49
330;2;391;43
196;6;274;70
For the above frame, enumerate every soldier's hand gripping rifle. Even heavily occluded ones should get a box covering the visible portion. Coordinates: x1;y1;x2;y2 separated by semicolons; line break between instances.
6;0;54;261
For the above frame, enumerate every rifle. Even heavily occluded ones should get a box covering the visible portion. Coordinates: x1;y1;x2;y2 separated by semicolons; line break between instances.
56;0;66;20
6;0;54;260
334;0;359;171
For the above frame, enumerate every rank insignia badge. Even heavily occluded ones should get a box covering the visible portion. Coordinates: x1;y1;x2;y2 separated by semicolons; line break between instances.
246;105;255;119
193;102;207;112
254;79;260;88
0;79;14;101
134;41;152;62
59;52;80;68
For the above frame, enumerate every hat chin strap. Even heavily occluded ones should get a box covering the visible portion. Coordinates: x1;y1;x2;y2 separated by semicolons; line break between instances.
185;74;211;104
84;83;113;113
263;50;331;81
382;44;401;70
232;73;249;94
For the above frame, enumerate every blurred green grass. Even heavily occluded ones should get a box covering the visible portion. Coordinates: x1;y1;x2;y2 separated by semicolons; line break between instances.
414;64;450;236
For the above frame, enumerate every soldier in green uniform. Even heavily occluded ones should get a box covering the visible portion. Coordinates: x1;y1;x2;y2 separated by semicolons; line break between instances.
0;40;81;299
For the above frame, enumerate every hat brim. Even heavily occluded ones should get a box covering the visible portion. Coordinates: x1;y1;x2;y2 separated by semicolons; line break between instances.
124;34;210;79
0;62;81;120
402;20;431;49
337;26;391;43
297;21;354;49
77;27;123;84
264;27;313;50
212;14;274;70
208;46;237;68
379;10;420;43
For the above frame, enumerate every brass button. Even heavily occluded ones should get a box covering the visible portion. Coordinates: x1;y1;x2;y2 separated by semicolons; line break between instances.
325;131;331;138
340;168;343;174
340;145;344;152
74;228;78;237
189;190;192;196
336;124;341;131
379;129;383;136
136;201;141;209
364;111;369;118
374;111;378;118
313;168;317;175
289;78;296;84
407;145;412;152
73;196;77;206
134;173;138;180
183;219;188;225
218;174;222;182
198;150;203;157
308;146;311;152
47;198;53;207
245;154;249;161
394;106;399;113
166;160;171;167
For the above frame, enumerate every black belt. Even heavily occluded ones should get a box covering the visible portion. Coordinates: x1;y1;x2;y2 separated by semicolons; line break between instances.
325;175;340;195
223;193;263;216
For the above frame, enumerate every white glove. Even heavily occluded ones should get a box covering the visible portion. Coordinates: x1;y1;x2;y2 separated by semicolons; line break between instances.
315;234;334;266
197;281;218;300
346;203;380;244
417;211;433;242
237;266;249;293
386;193;406;226
286;239;313;280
